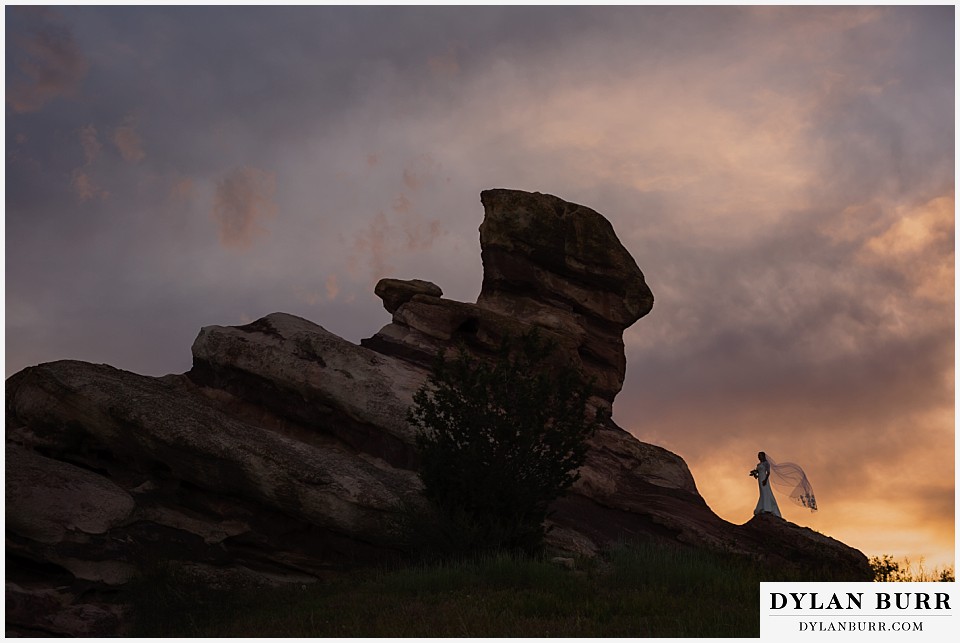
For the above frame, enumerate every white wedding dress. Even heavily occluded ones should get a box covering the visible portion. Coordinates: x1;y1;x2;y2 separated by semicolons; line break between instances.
753;461;782;517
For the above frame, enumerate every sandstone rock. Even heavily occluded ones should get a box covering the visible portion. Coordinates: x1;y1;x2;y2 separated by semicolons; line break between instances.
8;359;424;541
549;556;575;569
542;524;599;559
190;312;428;467
6;444;136;545
363;294;582;377
374;278;442;314
579;424;699;497
4;188;873;636
477;188;653;328
173;560;320;590
6;357;428;635
364;189;654;403
5;582;127;637
739;512;872;579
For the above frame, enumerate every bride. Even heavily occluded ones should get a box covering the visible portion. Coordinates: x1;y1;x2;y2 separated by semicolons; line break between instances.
750;451;817;517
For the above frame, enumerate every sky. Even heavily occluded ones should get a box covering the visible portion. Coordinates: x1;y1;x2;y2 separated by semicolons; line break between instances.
4;5;955;570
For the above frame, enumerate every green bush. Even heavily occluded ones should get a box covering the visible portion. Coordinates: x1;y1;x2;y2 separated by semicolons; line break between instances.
407;330;599;554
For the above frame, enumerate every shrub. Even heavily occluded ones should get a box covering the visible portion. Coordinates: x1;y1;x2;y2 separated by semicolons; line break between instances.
408;330;599;554
869;554;955;582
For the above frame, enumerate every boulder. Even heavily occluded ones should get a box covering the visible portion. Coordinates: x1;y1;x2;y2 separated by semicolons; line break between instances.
6;444;136;546
374;278;443;314
189;312;428;468
477;188;653;328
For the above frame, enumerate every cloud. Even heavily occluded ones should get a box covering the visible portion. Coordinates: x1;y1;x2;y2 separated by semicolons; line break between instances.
211;166;279;248
348;154;449;284
326;274;340;300
112;120;146;163
392;193;412;213
70;124;110;202
402;168;421;192
169;177;195;203
428;46;460;77
6;11;89;113
400;154;443;192
401;217;443;252
3;4;952;568
6;132;38;170
70;169;108;202
351;211;392;283
350;191;447;285
78;125;102;165
290;275;342;307
615;180;954;560
350;213;445;283
857;193;954;305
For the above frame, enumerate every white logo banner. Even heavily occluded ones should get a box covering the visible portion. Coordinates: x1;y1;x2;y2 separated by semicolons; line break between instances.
761;582;956;639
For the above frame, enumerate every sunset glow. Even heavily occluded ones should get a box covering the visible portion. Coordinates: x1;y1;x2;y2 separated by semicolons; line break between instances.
5;5;954;571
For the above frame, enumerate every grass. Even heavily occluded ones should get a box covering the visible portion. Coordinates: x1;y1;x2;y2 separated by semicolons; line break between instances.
128;540;820;637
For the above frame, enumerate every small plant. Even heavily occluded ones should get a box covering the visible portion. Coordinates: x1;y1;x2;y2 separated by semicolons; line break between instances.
870;554;905;582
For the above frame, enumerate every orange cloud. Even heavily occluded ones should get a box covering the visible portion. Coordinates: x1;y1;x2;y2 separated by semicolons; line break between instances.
350;200;446;285
865;203;948;257
617;193;953;568
392;193;412;213
212;166;278;249
428;47;460;78
293;287;324;306
401;217;443;252
70;169;108;202
6;12;89;113
325;274;340;301
620;352;955;569
69;124;105;199
400;153;442;193
112;120;146;163
402;168;421;191
352;211;392;283
859;194;954;305
78;124;101;165
169;177;195;203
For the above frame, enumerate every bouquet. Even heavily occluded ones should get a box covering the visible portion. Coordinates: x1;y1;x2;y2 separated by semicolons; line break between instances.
748;468;758;479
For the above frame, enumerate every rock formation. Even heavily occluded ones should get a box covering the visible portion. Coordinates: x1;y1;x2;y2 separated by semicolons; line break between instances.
5;189;871;636
363;189;653;404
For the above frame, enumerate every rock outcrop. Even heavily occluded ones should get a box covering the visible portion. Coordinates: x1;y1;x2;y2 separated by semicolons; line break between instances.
362;189;653;404
5;189;871;636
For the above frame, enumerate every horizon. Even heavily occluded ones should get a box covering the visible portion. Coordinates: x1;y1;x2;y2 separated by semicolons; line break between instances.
4;5;955;570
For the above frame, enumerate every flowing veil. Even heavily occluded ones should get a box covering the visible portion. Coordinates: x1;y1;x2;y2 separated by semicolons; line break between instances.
765;454;818;511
